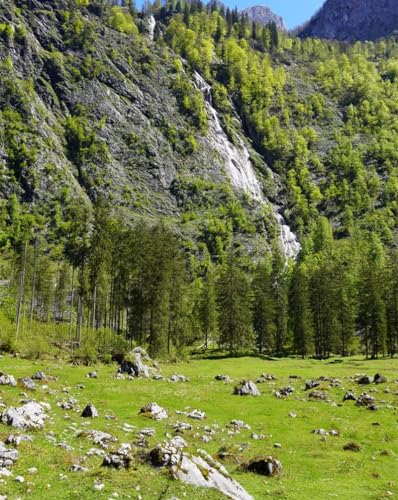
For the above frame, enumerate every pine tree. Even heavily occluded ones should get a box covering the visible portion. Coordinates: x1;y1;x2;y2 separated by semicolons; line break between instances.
199;264;218;350
217;249;253;354
252;259;276;354
290;263;313;358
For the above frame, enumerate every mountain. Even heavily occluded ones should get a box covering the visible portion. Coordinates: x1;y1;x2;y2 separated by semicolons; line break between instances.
2;0;398;263
241;5;286;31
300;0;398;41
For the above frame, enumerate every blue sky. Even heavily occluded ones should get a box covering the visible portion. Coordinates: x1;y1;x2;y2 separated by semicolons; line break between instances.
229;0;326;29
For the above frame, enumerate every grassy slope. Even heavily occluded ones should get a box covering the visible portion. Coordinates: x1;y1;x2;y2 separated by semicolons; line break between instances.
0;355;397;499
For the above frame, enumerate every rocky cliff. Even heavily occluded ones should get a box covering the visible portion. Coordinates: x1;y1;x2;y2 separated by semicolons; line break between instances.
300;0;398;41
241;5;286;30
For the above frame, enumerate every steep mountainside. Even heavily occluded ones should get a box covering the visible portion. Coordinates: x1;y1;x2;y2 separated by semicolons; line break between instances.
0;0;296;257
241;5;286;30
300;0;398;41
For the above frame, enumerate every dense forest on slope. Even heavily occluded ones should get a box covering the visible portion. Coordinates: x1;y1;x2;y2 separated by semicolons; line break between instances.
1;0;398;361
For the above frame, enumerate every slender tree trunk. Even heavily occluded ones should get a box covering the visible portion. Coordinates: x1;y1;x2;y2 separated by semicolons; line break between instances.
68;267;75;343
29;239;39;333
16;240;28;341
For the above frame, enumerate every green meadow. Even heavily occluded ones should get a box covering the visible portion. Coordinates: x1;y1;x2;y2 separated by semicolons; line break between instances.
0;355;397;500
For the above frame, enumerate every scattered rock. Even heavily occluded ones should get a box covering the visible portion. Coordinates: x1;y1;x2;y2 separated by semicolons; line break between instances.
14;475;24;483
28;467;38;475
215;375;230;382
0;374;16;387
343;442;361;452
87;371;98;379
0;442;18;468
356;393;375;407
233;381;261;397
251;433;266;440
103;443;133;469
81;403;99;418
169;374;189;382
246;456;283;477
138;428;156;437
119;347;153;378
308;390;327;400
187;409;206;420
374;373;387;384
70;464;89;472
150;443;253;500
1;402;47;430
6;434;33;446
31;371;46;381
357;375;373;385
305;380;320;390
174;422;192;433
18;377;36;391
79;430;118;448
343;391;357;402
289;412;297;418
275;386;294;398
139;402;168;421
256;373;276;383
229;420;251;430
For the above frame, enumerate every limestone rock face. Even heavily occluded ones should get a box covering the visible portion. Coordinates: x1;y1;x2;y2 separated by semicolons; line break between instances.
300;0;398;41
242;6;286;31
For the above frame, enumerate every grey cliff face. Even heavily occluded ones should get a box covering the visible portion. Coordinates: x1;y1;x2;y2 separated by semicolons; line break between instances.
241;5;286;31
300;0;398;41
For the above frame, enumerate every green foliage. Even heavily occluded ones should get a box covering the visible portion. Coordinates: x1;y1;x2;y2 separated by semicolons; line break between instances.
109;6;138;35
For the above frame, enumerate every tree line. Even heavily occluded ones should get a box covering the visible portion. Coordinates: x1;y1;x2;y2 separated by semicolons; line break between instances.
1;197;397;360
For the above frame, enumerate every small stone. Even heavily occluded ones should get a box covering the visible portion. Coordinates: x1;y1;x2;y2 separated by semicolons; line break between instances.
28;468;38;475
188;409;206;420
139;403;168;421
87;372;98;379
70;464;88;472
94;483;105;491
14;476;24;483
81;404;99;418
273;443;282;448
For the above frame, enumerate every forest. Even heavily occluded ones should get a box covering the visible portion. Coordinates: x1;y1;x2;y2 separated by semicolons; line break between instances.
1;0;398;361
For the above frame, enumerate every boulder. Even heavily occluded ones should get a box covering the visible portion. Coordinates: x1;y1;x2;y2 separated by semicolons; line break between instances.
356;393;375;407
81;403;99;418
103;443;133;469
308;390;327;400
357;375;373;385
0;441;18;468
305;380;320;390
78;430;117;448
246;456;283;477
18;377;36;391
343;391;357;402
233;381;261;397
187;409;206;420
275;386;294;398
139;402;168;420
150;442;253;500
374;373;387;384
0;374;16;387
1;402;47;430
119;347;152;378
31;371;46;381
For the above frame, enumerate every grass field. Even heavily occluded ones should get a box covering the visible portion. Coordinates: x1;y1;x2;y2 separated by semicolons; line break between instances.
0;355;397;499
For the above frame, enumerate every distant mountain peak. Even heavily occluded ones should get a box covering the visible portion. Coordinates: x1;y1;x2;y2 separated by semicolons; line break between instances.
241;5;286;31
300;0;398;41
